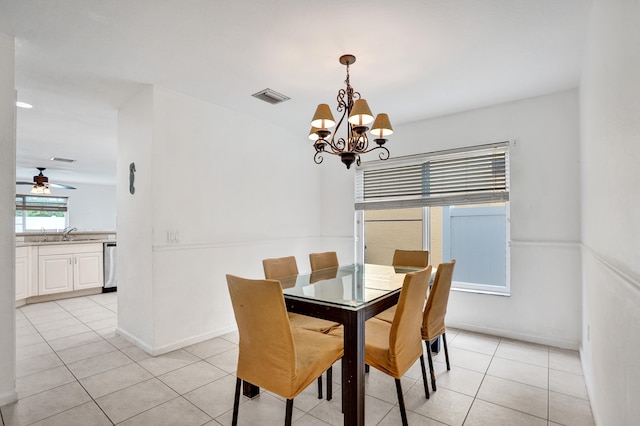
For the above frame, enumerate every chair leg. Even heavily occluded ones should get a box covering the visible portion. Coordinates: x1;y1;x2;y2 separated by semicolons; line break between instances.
394;378;409;426
443;332;450;370
317;375;323;399
232;378;241;426
285;399;294;426
426;340;437;391
419;354;430;399
327;366;333;401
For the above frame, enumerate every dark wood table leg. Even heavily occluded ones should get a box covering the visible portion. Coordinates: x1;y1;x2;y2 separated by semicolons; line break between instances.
242;381;259;398
342;309;365;426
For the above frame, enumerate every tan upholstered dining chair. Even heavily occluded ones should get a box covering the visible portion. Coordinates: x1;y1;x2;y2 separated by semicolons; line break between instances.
374;249;430;323
262;255;299;281
365;266;432;426
309;251;339;271
422;259;456;392
392;249;430;268
226;275;343;426
262;255;341;400
262;256;341;334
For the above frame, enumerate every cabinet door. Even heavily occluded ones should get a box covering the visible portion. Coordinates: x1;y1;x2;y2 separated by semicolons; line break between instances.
74;252;104;290
16;249;30;301
39;254;73;295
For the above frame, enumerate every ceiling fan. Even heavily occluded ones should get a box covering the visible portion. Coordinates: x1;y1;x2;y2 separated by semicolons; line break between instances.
16;167;76;193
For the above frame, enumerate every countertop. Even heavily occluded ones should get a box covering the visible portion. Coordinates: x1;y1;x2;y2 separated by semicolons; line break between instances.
16;231;116;247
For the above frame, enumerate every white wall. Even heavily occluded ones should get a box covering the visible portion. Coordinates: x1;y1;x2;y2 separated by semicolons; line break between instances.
65;183;116;231
580;0;640;423
117;85;155;352
117;86;353;354
389;90;583;348
0;31;17;406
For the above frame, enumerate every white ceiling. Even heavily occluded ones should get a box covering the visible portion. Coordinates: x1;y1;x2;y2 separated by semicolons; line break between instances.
1;0;593;187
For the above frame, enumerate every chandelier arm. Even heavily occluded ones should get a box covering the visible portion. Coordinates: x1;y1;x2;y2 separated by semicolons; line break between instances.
375;146;390;161
326;137;347;153
360;145;390;161
352;134;369;152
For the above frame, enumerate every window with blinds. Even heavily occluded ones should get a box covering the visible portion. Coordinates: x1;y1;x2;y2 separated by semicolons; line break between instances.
355;142;509;210
15;194;69;232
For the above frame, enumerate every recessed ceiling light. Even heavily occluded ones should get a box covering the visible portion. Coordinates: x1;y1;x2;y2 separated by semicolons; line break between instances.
16;102;33;109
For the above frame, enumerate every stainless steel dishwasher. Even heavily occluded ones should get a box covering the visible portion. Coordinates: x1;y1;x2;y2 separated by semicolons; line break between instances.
103;242;117;292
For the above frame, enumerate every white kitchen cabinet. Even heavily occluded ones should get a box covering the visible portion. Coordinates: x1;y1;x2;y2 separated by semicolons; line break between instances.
73;251;104;290
38;243;104;295
15;246;33;301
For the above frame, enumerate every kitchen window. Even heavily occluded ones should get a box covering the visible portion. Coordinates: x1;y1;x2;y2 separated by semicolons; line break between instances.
356;142;510;295
15;194;69;233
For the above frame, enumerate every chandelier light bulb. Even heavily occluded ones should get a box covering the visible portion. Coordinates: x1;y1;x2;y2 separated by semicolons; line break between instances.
348;99;374;126
311;104;336;129
370;114;394;137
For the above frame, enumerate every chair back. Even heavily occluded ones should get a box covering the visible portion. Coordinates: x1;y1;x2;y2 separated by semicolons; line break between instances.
309;251;339;271
422;260;456;340
263;256;299;280
226;274;296;395
392;249;430;267
388;266;432;374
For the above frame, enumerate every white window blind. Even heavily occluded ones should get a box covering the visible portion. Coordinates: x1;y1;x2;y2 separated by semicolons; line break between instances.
15;195;68;213
355;142;509;210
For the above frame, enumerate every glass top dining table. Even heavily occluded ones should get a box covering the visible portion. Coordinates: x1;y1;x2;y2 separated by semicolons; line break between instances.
279;263;420;308
279;263;423;426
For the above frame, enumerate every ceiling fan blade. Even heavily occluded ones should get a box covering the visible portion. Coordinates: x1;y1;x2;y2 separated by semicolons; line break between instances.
16;181;35;185
48;183;76;190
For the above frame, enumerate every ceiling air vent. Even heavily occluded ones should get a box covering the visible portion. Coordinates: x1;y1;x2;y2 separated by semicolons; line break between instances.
252;88;290;105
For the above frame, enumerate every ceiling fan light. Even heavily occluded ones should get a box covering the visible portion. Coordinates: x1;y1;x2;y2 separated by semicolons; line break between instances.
311;104;336;129
370;113;394;137
31;184;49;194
348;99;374;126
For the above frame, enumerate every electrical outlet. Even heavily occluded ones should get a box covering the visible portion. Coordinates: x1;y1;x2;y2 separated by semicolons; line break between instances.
166;230;179;243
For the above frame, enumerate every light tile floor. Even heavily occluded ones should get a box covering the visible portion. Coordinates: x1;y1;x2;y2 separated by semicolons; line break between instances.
1;293;595;425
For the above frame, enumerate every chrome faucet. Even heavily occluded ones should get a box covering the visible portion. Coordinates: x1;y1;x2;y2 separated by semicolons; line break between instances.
62;226;77;241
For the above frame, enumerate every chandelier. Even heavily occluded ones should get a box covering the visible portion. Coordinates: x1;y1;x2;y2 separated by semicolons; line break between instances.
309;54;393;169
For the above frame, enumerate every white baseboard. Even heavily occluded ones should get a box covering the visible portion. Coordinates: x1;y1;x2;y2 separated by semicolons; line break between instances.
114;327;154;355
149;326;238;356
447;321;579;350
115;325;238;357
0;388;17;407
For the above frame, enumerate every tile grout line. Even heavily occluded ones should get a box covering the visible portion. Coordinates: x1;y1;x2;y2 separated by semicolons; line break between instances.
460;334;502;425
28;298;118;425
11;297;220;426
13;297;118;424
